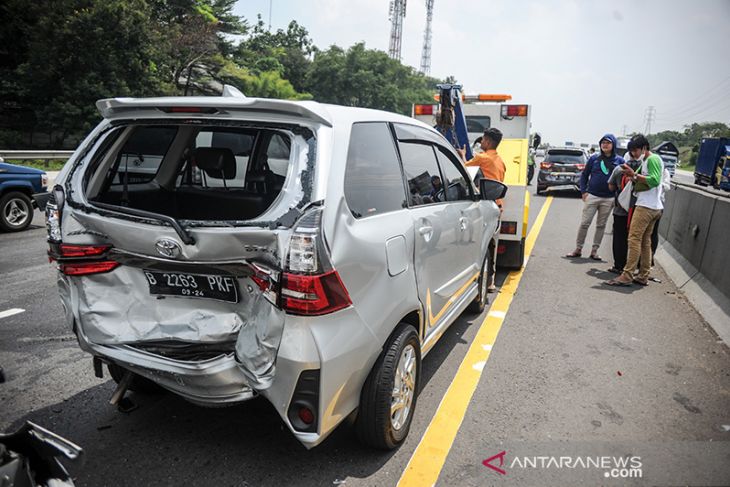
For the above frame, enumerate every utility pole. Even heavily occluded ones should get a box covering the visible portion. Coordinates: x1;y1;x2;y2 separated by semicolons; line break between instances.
622;125;628;136
388;0;407;62
419;0;435;75
268;0;272;31
644;106;656;135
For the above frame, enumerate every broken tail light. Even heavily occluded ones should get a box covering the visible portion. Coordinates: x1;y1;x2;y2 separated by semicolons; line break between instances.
59;261;120;276
281;271;351;316
48;243;119;276
281;207;352;316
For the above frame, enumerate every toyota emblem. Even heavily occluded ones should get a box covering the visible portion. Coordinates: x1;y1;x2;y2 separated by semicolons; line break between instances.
155;238;182;258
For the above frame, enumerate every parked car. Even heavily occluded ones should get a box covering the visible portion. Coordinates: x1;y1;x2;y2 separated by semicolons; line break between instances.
45;88;505;449
0;158;47;231
536;147;587;195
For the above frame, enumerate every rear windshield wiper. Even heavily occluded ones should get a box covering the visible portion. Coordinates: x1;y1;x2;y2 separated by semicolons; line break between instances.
92;202;195;245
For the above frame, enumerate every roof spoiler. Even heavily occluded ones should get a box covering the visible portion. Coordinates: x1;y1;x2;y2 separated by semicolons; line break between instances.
95;89;332;127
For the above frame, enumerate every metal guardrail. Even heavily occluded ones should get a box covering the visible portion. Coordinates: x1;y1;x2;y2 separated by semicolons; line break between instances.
0;150;74;160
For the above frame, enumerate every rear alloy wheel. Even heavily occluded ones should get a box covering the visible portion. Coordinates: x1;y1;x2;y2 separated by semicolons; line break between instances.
468;251;490;313
356;324;420;450
108;363;163;394
0;192;33;232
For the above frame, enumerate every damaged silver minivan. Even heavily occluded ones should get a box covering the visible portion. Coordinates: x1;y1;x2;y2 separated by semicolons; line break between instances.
44;87;505;449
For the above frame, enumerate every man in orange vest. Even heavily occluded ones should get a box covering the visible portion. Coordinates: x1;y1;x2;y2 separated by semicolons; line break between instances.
457;128;506;292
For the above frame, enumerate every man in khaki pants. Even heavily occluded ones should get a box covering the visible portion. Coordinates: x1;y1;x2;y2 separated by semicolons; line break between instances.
606;134;664;286
567;134;623;260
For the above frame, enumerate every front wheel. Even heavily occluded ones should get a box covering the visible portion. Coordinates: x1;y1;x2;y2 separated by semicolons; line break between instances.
0;192;33;232
356;324;421;450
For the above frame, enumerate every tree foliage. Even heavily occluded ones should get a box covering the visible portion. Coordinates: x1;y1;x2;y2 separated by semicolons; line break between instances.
307;43;440;115
1;1;445;148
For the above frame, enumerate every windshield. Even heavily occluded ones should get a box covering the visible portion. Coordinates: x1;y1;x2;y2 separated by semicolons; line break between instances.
545;151;585;164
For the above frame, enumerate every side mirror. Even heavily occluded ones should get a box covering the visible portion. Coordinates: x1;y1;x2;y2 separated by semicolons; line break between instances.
479;179;508;201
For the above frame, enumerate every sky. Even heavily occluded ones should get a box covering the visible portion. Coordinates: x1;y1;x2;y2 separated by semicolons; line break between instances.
234;0;730;145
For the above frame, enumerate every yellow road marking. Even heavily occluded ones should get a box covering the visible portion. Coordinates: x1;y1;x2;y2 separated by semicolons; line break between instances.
397;196;553;487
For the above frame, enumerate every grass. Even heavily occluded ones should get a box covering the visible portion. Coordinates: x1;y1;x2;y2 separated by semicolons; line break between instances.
4;159;67;171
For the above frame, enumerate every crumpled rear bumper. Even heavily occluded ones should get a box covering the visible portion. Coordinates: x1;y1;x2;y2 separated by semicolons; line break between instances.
76;331;256;405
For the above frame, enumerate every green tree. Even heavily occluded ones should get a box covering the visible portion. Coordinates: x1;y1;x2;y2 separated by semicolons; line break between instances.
306;42;440;114
7;0;167;147
235;17;316;93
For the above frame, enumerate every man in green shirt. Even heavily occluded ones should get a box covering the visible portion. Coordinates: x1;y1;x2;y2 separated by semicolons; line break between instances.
606;134;664;286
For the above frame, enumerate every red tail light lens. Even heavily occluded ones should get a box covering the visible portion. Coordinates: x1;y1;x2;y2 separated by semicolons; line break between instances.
576;164;586;170
59;244;111;258
60;261;120;276
414;104;435;115
500;221;518;235
281;271;352;316
540;162;552;170
49;243;119;276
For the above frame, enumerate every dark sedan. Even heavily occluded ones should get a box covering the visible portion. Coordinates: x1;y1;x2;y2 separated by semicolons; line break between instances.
536;148;586;195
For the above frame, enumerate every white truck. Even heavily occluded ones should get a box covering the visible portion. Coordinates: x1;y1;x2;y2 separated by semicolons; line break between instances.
413;94;531;268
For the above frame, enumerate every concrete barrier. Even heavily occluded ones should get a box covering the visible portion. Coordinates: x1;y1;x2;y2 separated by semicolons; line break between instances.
657;182;730;344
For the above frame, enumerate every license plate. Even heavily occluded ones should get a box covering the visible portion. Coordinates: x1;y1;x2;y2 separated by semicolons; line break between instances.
143;270;239;303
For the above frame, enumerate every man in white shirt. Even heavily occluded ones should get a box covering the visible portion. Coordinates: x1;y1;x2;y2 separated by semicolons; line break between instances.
606;134;664;286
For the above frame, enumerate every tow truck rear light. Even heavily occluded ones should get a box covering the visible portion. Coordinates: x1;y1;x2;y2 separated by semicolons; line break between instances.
501;104;528;117
413;104;435;116
500;221;518;235
281;271;351;316
540;162;553;170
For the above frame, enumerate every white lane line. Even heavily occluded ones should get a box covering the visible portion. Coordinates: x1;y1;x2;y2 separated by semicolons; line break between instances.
0;308;25;320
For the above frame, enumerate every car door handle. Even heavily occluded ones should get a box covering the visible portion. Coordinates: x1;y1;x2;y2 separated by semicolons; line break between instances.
459;217;468;231
418;225;433;236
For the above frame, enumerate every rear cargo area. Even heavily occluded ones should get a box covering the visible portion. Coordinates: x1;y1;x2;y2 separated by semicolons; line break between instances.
85;124;295;222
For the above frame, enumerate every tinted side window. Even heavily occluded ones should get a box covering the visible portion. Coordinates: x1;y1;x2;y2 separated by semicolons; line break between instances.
398;142;444;206
344;123;407;218
466;116;490;133
436;148;472;201
114;126;177;184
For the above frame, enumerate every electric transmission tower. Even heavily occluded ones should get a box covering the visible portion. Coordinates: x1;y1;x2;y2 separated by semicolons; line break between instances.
419;0;434;75
643;106;656;135
388;0;407;61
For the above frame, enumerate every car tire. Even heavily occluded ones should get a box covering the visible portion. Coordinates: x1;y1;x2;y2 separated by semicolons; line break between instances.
468;251;490;314
356;324;420;450
108;363;164;394
0;192;34;232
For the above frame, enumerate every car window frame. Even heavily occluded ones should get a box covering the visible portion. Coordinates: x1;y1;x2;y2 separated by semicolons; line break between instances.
393;138;449;209
433;144;476;202
342;121;410;220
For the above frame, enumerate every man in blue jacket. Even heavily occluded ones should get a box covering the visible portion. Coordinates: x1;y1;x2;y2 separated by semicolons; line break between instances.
566;134;624;260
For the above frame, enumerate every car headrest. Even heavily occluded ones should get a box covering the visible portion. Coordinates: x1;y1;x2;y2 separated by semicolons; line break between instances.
193;147;236;179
